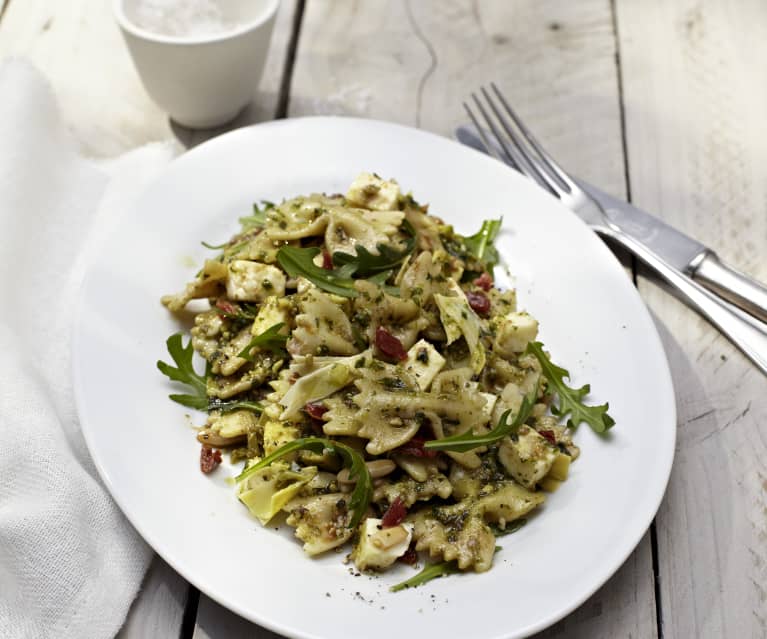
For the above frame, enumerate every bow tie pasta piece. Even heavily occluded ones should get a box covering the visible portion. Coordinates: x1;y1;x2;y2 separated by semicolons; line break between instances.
285;493;355;556
288;288;358;357
346;172;401;211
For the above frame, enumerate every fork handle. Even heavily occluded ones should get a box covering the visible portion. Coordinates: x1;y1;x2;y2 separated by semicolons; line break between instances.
605;228;767;375
691;251;767;324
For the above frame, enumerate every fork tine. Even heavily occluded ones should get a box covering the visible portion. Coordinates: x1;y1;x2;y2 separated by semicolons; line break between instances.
463;101;520;171
479;86;557;195
469;93;555;194
467;95;521;172
489;82;576;193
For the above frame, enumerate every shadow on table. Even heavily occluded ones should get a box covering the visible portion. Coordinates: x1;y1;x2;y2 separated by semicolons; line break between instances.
534;303;736;638
168;92;281;151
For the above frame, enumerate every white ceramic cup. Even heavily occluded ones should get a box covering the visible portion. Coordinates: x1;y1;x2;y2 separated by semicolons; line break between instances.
114;0;279;129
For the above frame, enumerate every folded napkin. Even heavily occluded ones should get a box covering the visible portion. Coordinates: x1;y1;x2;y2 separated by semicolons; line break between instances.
0;60;177;639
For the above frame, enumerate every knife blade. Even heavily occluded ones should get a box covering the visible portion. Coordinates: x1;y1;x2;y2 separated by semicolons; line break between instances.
455;123;767;323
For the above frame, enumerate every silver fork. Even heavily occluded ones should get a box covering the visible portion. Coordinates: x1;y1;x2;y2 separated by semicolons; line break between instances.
466;83;767;377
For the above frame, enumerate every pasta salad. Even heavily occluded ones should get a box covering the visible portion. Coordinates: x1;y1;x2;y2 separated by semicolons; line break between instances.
158;173;614;589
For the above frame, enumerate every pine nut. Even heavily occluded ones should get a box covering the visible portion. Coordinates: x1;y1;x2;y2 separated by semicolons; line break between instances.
337;459;396;484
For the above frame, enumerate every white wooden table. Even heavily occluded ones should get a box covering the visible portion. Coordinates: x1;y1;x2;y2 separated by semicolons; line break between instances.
2;1;765;637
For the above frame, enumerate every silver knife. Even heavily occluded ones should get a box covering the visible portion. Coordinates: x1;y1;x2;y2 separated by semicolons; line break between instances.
456;124;767;323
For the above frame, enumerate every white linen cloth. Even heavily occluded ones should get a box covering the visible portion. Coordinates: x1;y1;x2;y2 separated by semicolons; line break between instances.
0;59;177;639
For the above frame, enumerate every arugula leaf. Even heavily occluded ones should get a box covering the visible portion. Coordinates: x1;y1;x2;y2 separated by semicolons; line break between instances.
489;518;527;537
239;200;275;230
462;218;502;268
157;333;208;410
208;399;263;414
201;240;229;250
332;220;416;277
277;246;358;298
238;323;288;360
213;302;259;321
390;560;460;592
423;389;537;453
235;437;372;527
525;341;615;434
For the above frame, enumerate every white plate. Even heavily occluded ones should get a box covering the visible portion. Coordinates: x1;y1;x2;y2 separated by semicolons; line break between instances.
73;117;675;639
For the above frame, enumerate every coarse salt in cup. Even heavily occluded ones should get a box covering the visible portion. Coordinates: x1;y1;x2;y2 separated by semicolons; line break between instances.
115;0;279;129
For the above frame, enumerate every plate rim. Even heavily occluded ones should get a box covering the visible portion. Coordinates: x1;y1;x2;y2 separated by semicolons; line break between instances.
72;115;677;639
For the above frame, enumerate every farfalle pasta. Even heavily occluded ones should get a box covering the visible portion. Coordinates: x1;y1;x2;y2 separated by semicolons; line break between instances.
158;173;613;589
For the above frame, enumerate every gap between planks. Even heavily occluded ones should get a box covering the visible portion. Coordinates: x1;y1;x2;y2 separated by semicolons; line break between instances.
609;0;663;637
275;0;306;118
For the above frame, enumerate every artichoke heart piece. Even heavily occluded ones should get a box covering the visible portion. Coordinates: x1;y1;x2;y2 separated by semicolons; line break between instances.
237;461;317;524
548;452;572;481
279;363;353;420
539;453;572;492
251;296;291;337
434;287;486;374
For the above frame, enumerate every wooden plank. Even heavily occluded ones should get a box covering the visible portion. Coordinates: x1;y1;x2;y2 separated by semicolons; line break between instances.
193;596;282;639
192;2;656;638
534;534;657;639
116;556;189;639
0;0;297;156
0;0;299;634
290;0;626;195
616;0;767;637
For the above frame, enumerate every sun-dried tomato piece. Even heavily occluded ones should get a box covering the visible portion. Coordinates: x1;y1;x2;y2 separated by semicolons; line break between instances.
375;326;407;362
399;546;419;566
466;291;491;316
322;250;333;270
381;497;408;528
200;446;222;474
473;272;493;291
215;298;237;316
395;436;438;459
539;429;557;445
304;401;328;420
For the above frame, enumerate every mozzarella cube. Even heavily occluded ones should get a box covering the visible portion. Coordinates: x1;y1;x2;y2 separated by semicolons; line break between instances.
480;392;498;421
346;172;400;211
498;427;558;489
494;312;539;356
226;260;286;302
352;518;414;571
403;339;446;391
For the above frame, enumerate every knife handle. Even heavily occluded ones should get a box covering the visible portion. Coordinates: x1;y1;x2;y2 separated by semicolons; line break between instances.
607;229;767;376
691;251;767;324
